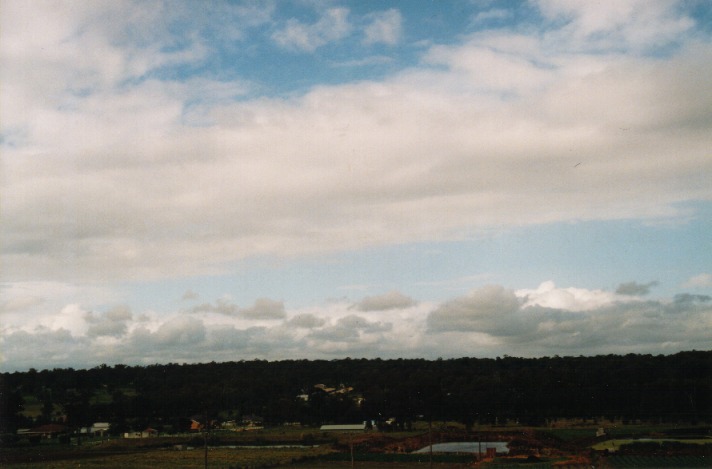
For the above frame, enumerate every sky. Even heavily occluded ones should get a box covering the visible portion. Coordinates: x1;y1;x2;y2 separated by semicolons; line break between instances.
1;0;711;372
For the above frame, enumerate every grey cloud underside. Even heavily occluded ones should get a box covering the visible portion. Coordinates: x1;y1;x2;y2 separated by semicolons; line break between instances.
186;298;286;320
352;291;417;311
615;281;659;296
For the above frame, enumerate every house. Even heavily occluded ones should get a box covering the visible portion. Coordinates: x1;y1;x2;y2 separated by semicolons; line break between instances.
123;428;158;438
190;418;204;432
81;422;110;437
240;415;264;431
190;415;218;432
24;424;67;439
319;422;368;432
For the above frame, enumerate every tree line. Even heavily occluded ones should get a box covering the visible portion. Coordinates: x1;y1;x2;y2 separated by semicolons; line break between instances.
1;351;710;435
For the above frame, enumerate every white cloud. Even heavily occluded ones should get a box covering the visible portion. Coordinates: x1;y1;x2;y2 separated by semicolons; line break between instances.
472;9;511;24
2;3;710;285
533;0;695;52
683;273;712;288
363;9;402;46
272;8;351;52
518;281;620;311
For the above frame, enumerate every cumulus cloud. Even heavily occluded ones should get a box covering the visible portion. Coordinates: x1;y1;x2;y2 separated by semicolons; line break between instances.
288;314;326;329
239;298;287;320
352;291;417;311
1;281;711;370
308;314;392;342
185;297;286;320
427;282;712;356
187;298;240;316
518;282;618;311
427;285;521;333
616;281;659;296
151;316;206;346
86;305;132;337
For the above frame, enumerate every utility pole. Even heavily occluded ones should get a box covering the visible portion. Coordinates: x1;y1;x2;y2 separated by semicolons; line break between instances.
349;432;354;469
204;409;209;469
428;418;433;469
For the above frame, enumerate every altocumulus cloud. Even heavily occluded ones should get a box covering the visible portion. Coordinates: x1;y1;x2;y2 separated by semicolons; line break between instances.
2;1;710;285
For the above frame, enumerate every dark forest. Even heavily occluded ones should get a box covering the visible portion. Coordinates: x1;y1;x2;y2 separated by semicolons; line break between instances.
2;351;710;436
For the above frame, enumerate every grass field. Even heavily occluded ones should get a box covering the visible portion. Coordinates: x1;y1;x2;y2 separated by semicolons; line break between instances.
1;446;333;469
591;438;712;452
4;423;709;468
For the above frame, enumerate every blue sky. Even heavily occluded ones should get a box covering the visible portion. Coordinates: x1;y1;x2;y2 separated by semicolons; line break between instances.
1;0;711;371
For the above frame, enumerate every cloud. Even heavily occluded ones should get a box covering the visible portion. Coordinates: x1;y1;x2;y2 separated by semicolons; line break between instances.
239;298;287;320
0;2;710;371
2;2;711;285
472;9;512;24
363;9;402;46
151;316;206;346
615;281;659;296
86;305;132;338
671;293;711;308
518;281;618;311
334;55;394;67
0;295;45;314
309;314;392;342
288;314;326;329
352;291;417;311
272;8;351;52
187;298;240;316
427;285;521;333
182;290;199;301
683;273;712;288
2;281;711;371
0;328;89;371
427;282;712;356
533;0;695;52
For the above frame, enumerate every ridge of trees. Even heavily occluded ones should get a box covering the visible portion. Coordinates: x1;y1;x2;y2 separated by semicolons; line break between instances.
1;351;710;434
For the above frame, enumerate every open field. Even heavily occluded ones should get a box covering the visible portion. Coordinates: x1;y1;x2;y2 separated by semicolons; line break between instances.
0;446;333;469
3;423;710;468
591;438;712;452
